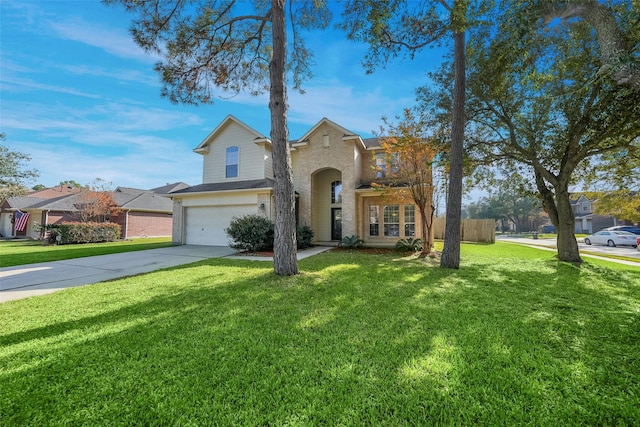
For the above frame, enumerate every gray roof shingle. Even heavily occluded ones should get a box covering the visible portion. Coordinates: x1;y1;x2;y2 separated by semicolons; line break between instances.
170;179;275;195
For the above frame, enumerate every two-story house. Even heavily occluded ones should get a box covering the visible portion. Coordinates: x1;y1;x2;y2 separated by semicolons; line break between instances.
168;115;418;247
571;194;617;233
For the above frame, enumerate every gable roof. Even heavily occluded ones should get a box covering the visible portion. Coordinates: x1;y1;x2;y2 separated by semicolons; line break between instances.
27;194;82;212
117;192;174;212
193;115;270;154
294;117;354;143
293;117;369;151
1;196;48;210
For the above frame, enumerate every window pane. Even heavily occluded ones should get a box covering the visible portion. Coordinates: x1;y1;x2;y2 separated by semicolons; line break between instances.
404;205;415;237
331;181;342;204
369;205;379;236
376;153;386;178
390;153;400;175
226;164;238;178
226;146;239;178
384;205;399;236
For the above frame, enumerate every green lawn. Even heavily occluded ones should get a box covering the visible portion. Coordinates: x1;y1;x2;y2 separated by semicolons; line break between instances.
1;243;639;425
0;238;173;268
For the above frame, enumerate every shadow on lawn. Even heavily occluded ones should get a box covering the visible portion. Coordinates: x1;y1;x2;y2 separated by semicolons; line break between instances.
1;254;639;425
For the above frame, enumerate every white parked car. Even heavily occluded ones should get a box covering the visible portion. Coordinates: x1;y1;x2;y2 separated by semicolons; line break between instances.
584;230;638;248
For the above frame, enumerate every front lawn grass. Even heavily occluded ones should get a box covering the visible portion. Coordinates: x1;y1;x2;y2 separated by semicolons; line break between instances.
0;237;173;268
1;243;639;425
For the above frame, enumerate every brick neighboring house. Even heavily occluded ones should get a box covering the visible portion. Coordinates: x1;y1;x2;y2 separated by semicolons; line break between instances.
0;183;188;239
169;115;426;247
570;194;630;233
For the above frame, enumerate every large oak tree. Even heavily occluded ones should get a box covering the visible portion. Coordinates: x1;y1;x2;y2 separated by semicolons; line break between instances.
457;1;640;264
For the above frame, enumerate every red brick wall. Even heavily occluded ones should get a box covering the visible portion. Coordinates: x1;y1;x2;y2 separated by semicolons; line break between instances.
46;211;77;224
116;211;173;238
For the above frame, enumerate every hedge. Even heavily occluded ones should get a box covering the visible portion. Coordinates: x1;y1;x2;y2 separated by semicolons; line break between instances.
47;222;121;244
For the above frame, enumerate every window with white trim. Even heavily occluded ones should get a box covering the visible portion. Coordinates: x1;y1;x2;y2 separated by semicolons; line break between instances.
404;205;416;236
383;205;400;236
369;205;379;236
226;146;239;178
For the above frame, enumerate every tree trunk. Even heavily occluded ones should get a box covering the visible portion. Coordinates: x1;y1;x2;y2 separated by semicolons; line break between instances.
441;24;466;269
534;169;582;264
269;0;298;276
554;187;583;264
418;203;435;256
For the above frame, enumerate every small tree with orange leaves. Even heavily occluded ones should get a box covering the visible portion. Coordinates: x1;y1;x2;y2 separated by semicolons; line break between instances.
74;178;120;223
376;109;444;256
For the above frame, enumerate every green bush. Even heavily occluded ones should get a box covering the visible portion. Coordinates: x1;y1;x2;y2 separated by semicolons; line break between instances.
225;214;274;252
338;235;364;249
47;222;121;244
395;237;424;252
296;225;314;249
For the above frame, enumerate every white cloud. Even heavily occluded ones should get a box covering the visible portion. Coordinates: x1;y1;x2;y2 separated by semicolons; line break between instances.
49;18;158;63
24;141;202;189
0;75;102;99
58;64;160;87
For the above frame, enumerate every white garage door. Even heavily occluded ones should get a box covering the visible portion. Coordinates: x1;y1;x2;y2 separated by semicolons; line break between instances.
185;205;255;246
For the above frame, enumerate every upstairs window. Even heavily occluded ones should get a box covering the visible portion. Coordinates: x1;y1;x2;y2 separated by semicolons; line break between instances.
390;153;401;175
226;146;239;178
376;153;387;178
376;153;400;178
331;181;342;204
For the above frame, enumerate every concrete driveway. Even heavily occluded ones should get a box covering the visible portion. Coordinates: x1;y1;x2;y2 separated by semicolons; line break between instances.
0;245;236;303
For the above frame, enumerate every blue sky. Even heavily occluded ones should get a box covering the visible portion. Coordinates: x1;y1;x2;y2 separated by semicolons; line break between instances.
1;0;445;190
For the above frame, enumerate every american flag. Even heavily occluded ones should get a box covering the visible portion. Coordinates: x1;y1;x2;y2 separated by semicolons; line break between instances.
15;210;30;232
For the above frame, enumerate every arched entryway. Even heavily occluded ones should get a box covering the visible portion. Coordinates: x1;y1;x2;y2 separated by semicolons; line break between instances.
311;168;342;241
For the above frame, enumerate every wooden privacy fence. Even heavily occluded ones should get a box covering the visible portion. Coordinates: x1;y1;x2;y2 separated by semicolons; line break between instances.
433;218;495;243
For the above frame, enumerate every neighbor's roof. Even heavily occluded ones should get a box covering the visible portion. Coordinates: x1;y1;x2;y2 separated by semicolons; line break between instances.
28;185;81;198
28;194;81;212
150;182;190;194
3;184;181;213
2;196;48;210
117;192;173;212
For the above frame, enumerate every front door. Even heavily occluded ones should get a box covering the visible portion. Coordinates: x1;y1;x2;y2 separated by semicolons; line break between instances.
331;208;342;240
